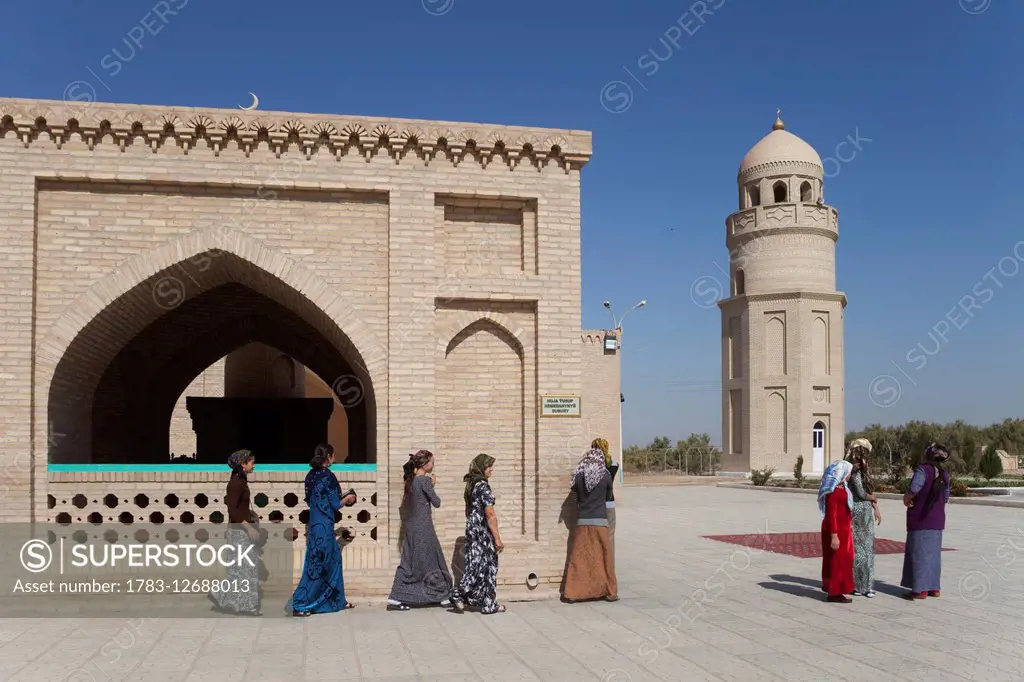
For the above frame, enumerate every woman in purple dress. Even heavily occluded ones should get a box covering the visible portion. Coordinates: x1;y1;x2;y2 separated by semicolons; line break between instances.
901;442;951;599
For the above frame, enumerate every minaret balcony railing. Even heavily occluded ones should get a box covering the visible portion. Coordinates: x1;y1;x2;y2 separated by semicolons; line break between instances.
725;203;838;242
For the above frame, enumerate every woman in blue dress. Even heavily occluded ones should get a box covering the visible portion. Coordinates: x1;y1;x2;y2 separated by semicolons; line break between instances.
291;443;357;617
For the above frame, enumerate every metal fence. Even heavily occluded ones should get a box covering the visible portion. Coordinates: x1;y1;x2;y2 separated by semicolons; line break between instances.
621;447;722;479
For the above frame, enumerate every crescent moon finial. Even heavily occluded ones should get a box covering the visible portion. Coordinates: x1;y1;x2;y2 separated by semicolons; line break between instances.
239;92;259;111
773;108;785;131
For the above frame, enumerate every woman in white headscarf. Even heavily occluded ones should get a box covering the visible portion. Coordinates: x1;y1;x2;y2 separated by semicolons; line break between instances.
818;459;854;603
846;439;881;597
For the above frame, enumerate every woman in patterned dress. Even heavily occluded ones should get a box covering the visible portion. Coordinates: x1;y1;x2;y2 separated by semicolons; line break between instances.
208;449;262;616
846;439;882;598
291;443;358;617
454;454;506;614
386;449;459;611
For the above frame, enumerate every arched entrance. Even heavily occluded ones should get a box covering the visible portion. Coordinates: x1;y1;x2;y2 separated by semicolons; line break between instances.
46;251;376;466
812;420;826;473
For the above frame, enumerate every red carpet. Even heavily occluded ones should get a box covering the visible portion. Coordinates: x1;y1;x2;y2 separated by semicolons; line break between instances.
702;532;955;559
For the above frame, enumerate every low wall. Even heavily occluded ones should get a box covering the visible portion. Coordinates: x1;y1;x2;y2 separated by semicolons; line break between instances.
47;467;385;594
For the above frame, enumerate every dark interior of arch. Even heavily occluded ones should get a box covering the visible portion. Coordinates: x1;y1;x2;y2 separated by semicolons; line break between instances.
50;282;374;465
773;181;788;203
800;181;813;202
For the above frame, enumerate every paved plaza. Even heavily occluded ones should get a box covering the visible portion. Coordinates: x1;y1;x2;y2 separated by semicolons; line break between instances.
2;485;1023;681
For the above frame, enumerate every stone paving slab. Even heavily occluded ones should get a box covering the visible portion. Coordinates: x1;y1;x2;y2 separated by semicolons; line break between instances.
1;486;1022;681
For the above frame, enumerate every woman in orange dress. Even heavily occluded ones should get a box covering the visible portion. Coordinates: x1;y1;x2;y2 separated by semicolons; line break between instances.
819;460;855;603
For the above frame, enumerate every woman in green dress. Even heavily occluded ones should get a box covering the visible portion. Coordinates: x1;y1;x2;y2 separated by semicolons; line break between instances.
846;438;882;598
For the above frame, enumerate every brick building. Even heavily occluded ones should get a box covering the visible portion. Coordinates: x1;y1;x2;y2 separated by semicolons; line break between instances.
0;97;620;597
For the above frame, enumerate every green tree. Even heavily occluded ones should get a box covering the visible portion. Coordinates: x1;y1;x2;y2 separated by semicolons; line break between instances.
979;444;1004;481
845;417;1024;482
959;437;977;475
675;433;717;474
649;436;673;470
995;418;1024;458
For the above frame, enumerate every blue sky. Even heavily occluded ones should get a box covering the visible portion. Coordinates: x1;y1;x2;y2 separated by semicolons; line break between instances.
2;0;1022;447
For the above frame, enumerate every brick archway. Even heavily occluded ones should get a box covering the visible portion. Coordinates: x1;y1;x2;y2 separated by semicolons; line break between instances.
37;228;384;468
85;284;372;464
37;227;385;379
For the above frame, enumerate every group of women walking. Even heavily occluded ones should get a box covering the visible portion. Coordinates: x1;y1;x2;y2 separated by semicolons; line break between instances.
210;437;622;617
207;444;358;616
211;436;952;616
819;439;952;602
385;450;506;614
384;437;622;613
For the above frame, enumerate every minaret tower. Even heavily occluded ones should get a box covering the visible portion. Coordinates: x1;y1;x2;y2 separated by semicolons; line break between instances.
719;113;846;475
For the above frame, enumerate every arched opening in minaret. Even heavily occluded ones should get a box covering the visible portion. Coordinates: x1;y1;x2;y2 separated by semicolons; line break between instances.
733;268;745;296
800;181;813;203
747;185;760;208
772;181;788;204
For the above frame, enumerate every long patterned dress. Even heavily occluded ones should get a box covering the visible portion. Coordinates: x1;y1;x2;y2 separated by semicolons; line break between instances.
455;480;499;613
849;470;876;594
291;467;348;614
208;472;261;614
388;476;455;606
821;485;854;596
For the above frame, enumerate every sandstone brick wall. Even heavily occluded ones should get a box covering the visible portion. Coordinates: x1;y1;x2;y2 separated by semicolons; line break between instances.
579;331;622;498
0;97;595;595
435;302;535;547
439;196;536;277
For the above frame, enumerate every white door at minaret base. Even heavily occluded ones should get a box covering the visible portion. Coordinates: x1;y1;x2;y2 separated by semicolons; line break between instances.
812;421;826;473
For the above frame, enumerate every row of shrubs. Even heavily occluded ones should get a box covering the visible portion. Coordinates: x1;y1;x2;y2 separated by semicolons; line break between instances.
749;462;973;497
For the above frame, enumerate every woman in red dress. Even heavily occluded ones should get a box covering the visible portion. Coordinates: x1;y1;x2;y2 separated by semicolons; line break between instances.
819;460;855;603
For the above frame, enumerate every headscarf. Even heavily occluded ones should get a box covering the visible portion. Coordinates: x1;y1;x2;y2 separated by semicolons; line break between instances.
846;437;874;495
925;442;949;462
463;453;495;508
403;449;435;501
591;438;612;466
923;442;950;511
404;450;434;480
817;460;853;517
571;448;608;493
846;438;872;457
227;449;253;478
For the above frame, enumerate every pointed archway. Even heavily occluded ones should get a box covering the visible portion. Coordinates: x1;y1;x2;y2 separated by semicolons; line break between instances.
41;233;381;468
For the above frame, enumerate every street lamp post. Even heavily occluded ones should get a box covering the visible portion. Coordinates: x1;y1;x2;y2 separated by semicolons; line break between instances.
603;299;646;484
